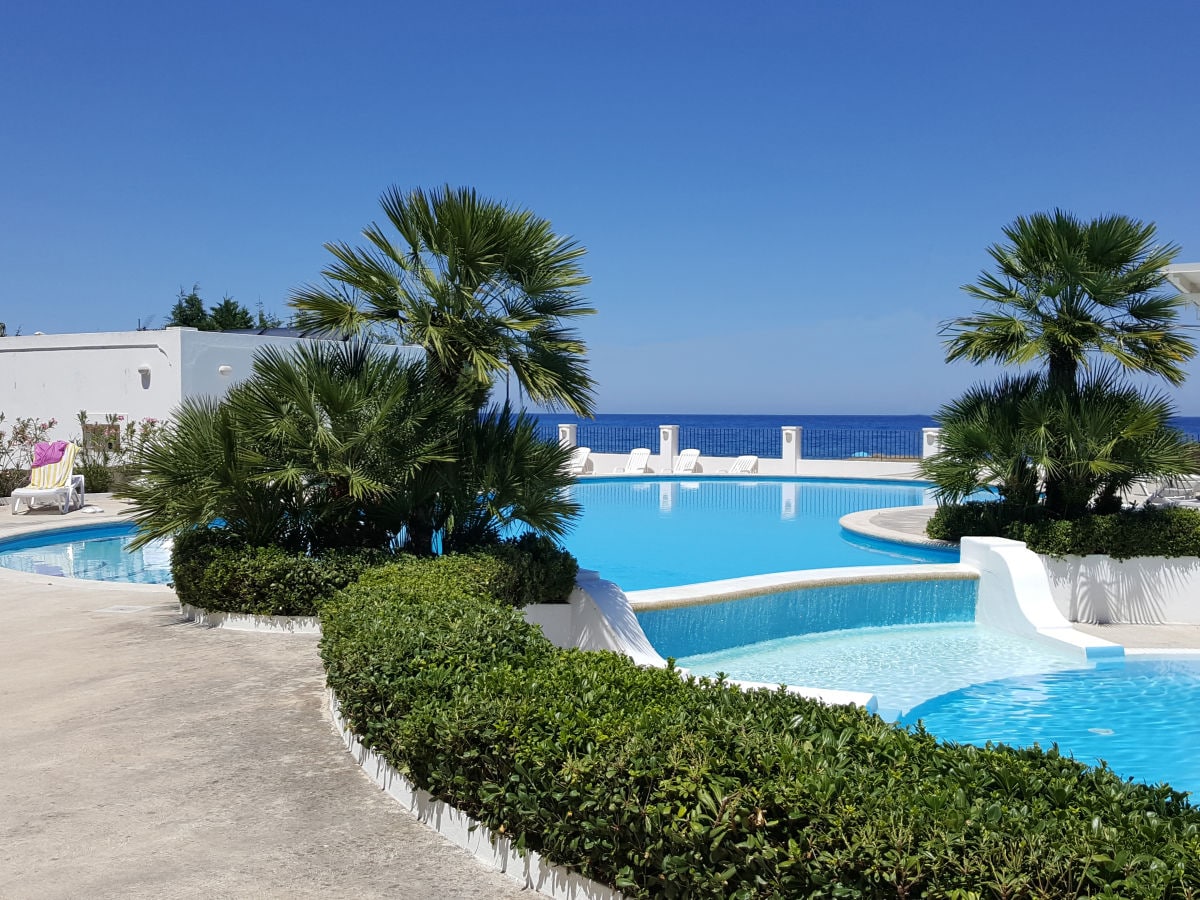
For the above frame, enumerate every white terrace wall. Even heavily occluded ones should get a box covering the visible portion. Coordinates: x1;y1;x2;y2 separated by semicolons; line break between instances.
1041;554;1200;625
0;329;421;443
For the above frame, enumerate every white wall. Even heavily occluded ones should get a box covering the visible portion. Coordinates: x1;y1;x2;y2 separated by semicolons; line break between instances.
1042;554;1200;625
0;328;424;444
0;329;186;439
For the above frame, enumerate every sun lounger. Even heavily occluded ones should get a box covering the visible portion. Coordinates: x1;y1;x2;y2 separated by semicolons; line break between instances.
10;442;86;515
672;449;701;474
1145;475;1200;509
719;455;758;475
565;446;593;475
614;448;652;473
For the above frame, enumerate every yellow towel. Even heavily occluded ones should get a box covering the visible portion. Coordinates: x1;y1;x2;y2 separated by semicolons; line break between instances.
29;443;78;490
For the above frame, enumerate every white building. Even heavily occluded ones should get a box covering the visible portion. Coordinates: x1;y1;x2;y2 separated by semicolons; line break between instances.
1166;263;1200;306
0;327;413;443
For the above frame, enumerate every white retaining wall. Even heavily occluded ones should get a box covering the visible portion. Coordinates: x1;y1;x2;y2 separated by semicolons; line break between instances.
1041;554;1200;625
960;537;1122;660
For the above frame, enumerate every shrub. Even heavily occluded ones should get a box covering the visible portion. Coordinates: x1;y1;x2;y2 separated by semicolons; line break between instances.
79;462;113;494
929;503;1200;560
170;528;386;615
1013;506;1200;560
0;468;26;498
323;571;1200;898
925;500;1036;541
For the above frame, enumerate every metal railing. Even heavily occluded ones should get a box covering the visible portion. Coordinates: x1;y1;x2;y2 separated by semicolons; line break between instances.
576;424;659;455
802;428;921;460
677;426;778;458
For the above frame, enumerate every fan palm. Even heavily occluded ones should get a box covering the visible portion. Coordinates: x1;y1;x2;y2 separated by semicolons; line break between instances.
921;369;1196;519
290;185;596;415
942;210;1195;394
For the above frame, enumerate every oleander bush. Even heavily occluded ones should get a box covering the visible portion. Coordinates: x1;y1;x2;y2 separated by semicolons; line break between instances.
322;568;1200;898
928;503;1200;560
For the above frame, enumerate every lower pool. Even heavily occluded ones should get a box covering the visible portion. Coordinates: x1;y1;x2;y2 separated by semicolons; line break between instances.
904;658;1200;795
0;523;172;584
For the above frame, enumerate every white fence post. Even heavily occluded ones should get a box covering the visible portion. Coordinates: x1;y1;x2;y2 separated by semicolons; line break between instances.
781;426;801;473
921;427;941;459
558;424;577;449
659;424;679;472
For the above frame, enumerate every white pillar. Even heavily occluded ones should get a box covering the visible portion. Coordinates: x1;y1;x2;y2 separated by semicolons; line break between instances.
921;427;941;459
558;423;577;449
781;426;801;473
659;424;679;472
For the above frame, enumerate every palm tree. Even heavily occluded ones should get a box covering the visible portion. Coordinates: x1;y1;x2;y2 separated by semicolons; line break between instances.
290;185;596;415
121;340;581;555
942;210;1196;395
920;369;1196;519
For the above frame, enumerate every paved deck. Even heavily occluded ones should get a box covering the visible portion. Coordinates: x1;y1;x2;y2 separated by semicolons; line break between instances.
0;497;531;899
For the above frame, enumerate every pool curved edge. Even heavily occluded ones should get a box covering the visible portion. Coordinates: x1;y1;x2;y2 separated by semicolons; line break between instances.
839;506;955;550
626;563;976;610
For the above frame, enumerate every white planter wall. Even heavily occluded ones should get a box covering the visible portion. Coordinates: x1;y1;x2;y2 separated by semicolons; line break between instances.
1041;554;1200;625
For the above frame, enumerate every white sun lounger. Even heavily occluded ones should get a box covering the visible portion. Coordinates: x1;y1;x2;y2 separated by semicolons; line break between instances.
565;446;593;475
614;448;652;473
10;442;86;515
720;455;758;475
672;448;701;474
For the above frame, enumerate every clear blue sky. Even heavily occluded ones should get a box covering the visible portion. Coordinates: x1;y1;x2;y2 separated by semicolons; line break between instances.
4;0;1200;414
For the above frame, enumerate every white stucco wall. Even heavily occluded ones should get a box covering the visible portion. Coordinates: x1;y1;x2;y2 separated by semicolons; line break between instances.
0;328;423;443
0;329;187;438
1041;554;1200;625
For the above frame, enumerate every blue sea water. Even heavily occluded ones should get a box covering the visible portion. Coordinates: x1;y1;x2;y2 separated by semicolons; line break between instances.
531;413;1200;458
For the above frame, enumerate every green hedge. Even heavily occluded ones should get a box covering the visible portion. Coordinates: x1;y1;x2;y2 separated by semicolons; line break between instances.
0;468;26;498
170;529;578;615
928;503;1200;560
170;528;388;616
322;569;1200;898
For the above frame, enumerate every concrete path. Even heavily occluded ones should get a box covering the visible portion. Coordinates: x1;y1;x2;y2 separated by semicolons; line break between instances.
0;499;532;899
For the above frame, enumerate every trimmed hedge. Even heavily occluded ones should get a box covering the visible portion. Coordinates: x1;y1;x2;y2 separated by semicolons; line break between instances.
170;528;388;616
170;529;579;615
928;503;1200;560
0;468;26;498
322;568;1200;898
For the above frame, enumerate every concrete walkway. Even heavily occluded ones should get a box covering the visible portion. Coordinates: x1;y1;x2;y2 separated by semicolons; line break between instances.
0;499;531;899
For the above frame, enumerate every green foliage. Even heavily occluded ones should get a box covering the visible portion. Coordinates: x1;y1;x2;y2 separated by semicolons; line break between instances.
1013;507;1200;560
924;501;1033;542
0;469;25;497
927;503;1200;561
166;284;261;332
942;209;1194;391
323;573;1200;898
170;525;386;615
121;340;580;556
920;369;1197;520
290;184;597;415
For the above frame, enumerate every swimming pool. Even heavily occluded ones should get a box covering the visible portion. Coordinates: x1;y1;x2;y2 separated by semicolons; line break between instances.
0;523;172;584
904;658;1200;795
565;477;954;589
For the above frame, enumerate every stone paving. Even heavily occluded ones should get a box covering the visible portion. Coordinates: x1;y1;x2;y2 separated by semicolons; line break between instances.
0;496;532;900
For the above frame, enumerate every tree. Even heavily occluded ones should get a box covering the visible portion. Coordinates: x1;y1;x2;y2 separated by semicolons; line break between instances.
120;340;580;555
290;185;596;415
209;296;254;330
920;369;1196;519
166;285;261;331
167;285;210;329
942;210;1196;395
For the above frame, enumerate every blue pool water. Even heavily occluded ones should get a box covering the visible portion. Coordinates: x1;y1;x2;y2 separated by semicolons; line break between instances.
564;477;954;590
905;659;1200;795
0;523;172;584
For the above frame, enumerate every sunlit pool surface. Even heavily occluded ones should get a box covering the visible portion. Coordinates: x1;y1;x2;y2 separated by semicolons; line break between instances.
0;523;172;585
675;623;1083;719
564;477;954;590
904;658;1200;796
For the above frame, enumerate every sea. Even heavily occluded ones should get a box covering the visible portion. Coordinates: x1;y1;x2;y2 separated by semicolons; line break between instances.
529;413;1200;460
